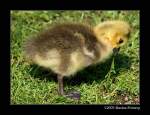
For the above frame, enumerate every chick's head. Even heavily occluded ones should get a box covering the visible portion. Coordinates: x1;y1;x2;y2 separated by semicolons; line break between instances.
94;20;131;49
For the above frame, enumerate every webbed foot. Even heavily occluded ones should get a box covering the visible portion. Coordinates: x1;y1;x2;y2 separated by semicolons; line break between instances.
65;90;80;100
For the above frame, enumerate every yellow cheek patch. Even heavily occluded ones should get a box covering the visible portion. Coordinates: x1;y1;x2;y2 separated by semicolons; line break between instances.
107;36;117;48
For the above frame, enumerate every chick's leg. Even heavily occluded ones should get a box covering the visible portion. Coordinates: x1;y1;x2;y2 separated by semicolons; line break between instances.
57;75;64;95
57;74;80;100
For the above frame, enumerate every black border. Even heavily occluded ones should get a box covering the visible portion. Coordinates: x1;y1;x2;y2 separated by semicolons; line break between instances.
5;0;141;10
1;0;144;114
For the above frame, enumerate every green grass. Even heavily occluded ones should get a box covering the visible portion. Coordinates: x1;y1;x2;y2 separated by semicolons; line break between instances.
11;10;140;104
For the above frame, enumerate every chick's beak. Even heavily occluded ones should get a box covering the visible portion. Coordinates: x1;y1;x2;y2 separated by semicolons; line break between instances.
113;47;120;55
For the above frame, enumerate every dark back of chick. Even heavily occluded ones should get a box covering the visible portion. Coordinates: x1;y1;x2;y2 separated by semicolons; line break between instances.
24;23;102;76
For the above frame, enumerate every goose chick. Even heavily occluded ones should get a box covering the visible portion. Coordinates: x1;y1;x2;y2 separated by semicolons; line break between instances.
23;21;131;99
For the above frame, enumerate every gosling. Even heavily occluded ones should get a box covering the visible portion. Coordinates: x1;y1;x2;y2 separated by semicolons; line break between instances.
23;20;131;99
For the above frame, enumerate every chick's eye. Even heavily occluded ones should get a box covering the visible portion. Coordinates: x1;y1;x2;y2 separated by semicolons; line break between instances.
118;39;124;44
